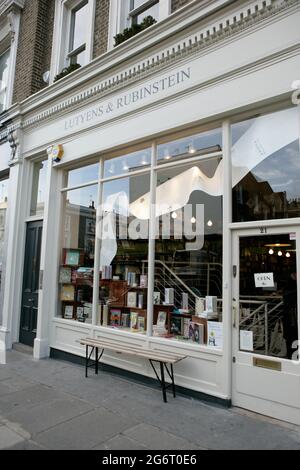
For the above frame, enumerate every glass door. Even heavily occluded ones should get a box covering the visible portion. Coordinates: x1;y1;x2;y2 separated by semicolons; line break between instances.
232;226;300;425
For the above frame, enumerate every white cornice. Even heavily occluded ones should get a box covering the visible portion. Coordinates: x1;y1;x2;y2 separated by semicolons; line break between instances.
1;0;299;138
0;0;24;17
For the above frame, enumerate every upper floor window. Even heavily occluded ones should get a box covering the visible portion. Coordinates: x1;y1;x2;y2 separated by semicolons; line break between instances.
51;0;96;81
129;0;160;25
109;0;170;49
68;0;89;66
0;49;10;114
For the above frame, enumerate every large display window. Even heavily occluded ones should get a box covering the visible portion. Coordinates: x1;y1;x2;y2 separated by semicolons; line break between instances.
58;126;226;347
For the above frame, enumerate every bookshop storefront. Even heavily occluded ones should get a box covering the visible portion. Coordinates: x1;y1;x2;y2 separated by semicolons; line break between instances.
1;0;300;425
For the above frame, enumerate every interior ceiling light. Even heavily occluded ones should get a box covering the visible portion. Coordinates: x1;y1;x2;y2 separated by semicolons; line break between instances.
164;148;171;160
191;217;196;224
286;252;291;258
188;142;196;154
265;243;292;248
278;251;283;257
207;220;213;227
172;212;178;219
268;249;274;255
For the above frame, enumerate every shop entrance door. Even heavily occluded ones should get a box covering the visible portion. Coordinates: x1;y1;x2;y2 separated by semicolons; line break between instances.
232;226;300;425
19;221;43;347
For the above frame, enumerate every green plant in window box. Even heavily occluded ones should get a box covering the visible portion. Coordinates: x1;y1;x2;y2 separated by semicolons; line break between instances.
54;63;82;82
114;16;157;47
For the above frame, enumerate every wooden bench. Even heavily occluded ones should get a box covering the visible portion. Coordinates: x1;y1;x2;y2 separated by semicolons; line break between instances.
80;337;186;403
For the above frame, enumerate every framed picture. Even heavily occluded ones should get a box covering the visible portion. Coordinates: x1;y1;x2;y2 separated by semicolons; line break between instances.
59;267;72;284
76;307;85;322
64;305;74;319
61;284;75;301
127;292;137;308
65;249;80;266
130;312;139;330
156;311;167;328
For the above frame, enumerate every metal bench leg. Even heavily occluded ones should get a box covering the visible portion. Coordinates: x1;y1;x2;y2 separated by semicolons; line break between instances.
95;348;104;375
171;364;176;398
95;347;99;375
85;345;88;378
160;362;167;403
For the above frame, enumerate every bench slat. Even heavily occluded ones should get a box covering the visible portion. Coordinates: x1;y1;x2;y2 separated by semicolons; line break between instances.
81;341;182;363
80;337;185;364
81;337;185;360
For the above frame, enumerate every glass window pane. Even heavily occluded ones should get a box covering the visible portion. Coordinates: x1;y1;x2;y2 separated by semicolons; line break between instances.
70;48;86;66
98;174;150;333
232;107;300;221
157;129;222;164
0;49;10;113
153;158;223;344
136;3;159;23
67;162;99;187
70;1;88;51
104;148;151;178
0;50;9;91
30;160;48;217
132;0;150;8
59;184;97;322
0;177;9;320
239;234;298;360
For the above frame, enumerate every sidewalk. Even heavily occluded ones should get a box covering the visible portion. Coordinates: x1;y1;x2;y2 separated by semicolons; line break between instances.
0;349;300;450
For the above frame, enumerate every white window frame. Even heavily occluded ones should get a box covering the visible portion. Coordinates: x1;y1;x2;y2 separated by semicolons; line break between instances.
108;0;171;50
50;0;96;83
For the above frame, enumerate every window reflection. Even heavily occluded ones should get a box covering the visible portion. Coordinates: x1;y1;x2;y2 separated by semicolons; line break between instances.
153;158;223;343
31;160;48;217
67;163;99;187
157;128;222;164
232;107;300;221
98;174;150;333
0;177;9;321
0;49;10;113
104;148;151;178
59;185;97;322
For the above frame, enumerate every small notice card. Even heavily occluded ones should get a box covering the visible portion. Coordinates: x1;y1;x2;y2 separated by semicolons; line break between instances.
254;273;274;288
240;330;254;351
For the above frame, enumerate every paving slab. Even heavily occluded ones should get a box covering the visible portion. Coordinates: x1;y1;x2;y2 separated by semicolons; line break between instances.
0;384;71;416
0;376;35;397
5;397;94;435
93;434;148;450
124;424;202;450
34;407;140;450
0;425;25;450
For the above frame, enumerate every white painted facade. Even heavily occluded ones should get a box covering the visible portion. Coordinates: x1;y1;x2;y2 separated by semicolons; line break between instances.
1;0;300;425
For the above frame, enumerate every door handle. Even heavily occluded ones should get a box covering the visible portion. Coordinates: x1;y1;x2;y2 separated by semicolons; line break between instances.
232;305;237;328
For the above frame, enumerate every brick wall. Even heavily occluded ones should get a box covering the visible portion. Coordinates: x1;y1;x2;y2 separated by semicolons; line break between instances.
13;0;55;104
171;0;193;13
93;0;110;59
